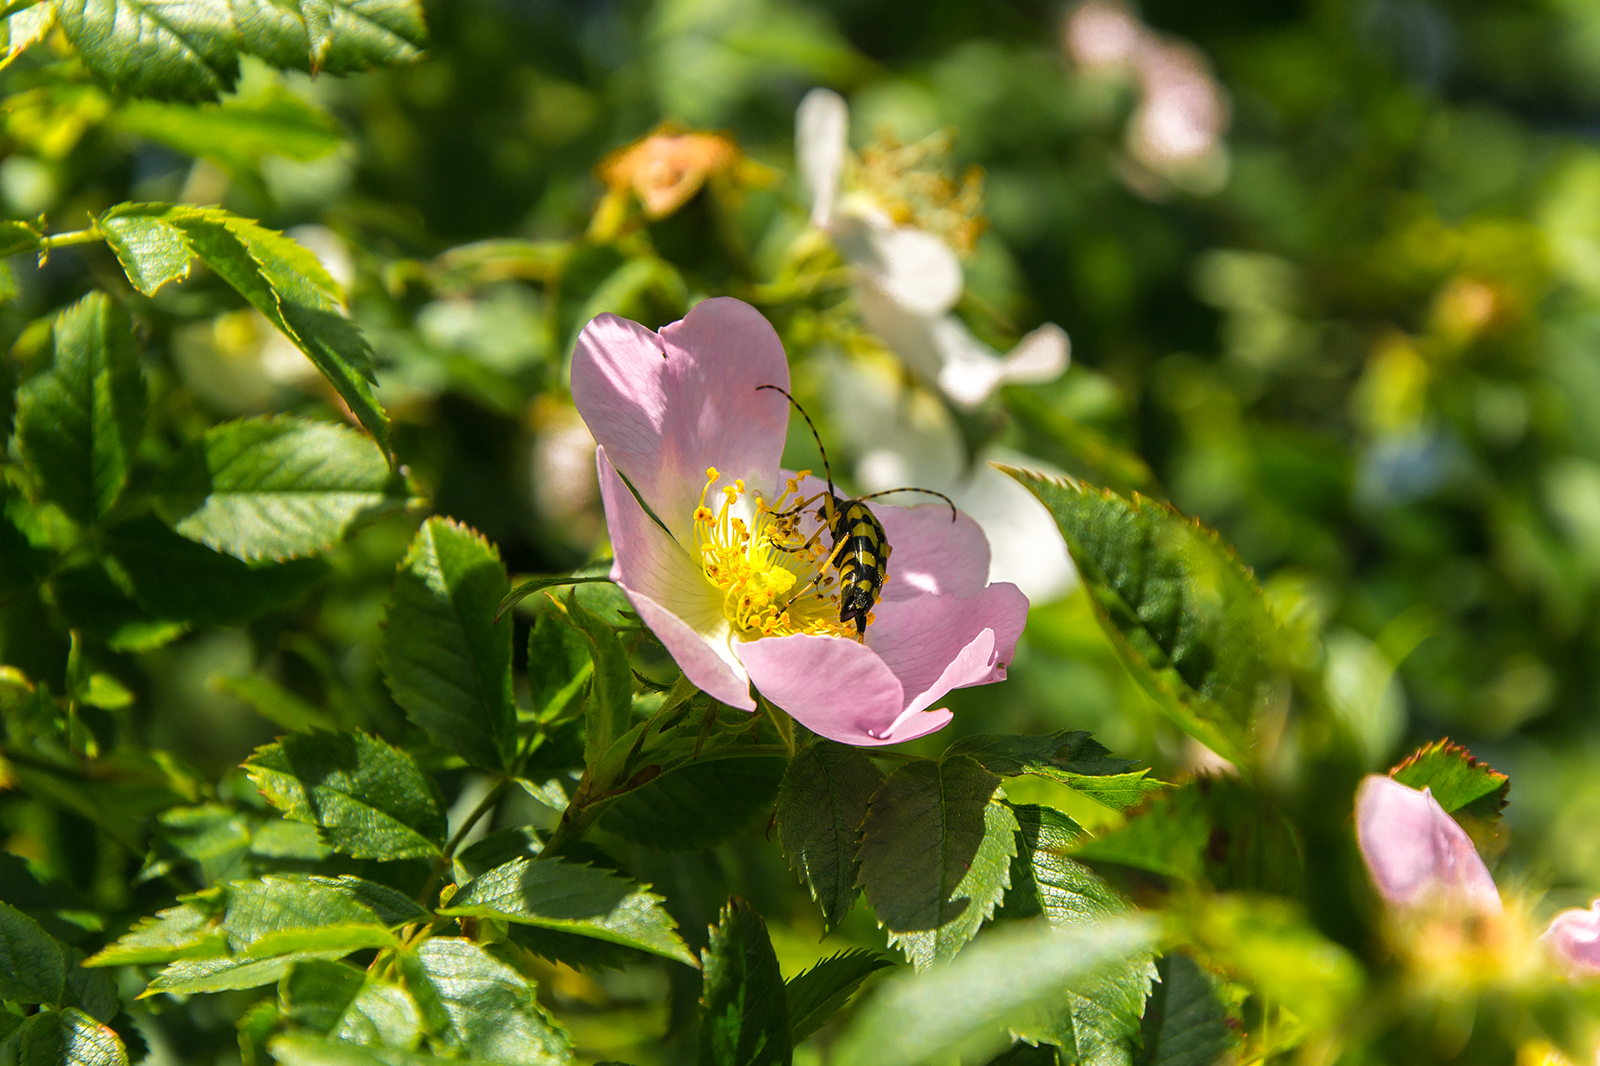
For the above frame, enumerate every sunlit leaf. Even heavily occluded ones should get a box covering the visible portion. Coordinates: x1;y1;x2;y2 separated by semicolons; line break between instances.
1390;739;1509;821
783;949;892;1044
945;731;1166;811
396;937;572;1065
0;1007;128;1066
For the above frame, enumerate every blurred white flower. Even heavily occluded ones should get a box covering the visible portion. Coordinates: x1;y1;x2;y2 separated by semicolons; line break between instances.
529;397;602;548
1062;1;1230;195
825;353;1078;604
796;88;1069;408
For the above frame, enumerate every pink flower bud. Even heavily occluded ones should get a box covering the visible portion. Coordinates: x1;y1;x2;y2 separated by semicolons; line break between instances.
1355;774;1501;913
1542;900;1600;977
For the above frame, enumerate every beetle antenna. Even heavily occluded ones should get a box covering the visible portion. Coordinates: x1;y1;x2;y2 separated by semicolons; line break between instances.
854;487;959;522
756;384;835;500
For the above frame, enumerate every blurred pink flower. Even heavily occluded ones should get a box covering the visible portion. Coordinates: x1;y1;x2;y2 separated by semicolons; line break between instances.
1543;900;1600;978
1354;774;1501;913
570;297;1028;746
1063;0;1143;68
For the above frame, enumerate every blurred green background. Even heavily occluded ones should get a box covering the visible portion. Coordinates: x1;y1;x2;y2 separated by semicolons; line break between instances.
12;0;1600;1059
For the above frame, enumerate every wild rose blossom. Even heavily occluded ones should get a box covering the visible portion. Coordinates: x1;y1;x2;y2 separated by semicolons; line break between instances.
1543;901;1600;978
795;88;1069;409
1354;774;1501;913
570;296;1028;746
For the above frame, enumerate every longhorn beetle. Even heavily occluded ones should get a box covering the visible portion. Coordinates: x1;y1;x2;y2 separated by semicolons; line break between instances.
756;384;957;639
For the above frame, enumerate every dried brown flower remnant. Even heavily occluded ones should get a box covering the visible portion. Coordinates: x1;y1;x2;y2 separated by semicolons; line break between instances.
856;131;987;256
597;126;739;219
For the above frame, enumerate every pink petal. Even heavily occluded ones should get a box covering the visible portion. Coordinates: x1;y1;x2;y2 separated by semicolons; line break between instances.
572;299;791;540
1542;900;1600;978
1354;775;1501;913
737;633;952;746
869;583;1029;715
597;450;754;710
874;503;992;602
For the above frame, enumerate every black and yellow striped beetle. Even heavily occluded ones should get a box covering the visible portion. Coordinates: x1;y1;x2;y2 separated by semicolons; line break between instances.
756;384;956;640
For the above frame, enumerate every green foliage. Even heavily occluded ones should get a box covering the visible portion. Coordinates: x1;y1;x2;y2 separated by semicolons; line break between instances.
0;1007;128;1066
857;756;1019;969
1005;470;1286;766
1390;740;1510;820
381;517;515;771
0;900;66;1005
243;731;447;861
525;611;592;720
946;731;1166;811
599;757;786;851
776;740;883;931
441;856;695;965
157;416;411;562
52;0;425;102
564;590;632;767
15;293;145;525
398;938;572;1065
1135;955;1234;1066
698;899;789;1066
782;950;891;1044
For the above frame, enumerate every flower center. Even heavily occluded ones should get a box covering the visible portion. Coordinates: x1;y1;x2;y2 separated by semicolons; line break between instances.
693;468;852;641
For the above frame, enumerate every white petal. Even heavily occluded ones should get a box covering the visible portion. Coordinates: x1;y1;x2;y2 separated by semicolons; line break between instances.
864;225;963;316
796;88;849;229
931;316;1007;408
1000;323;1071;385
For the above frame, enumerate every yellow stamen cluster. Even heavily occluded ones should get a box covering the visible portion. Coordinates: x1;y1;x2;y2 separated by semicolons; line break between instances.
694;468;851;640
856;131;987;255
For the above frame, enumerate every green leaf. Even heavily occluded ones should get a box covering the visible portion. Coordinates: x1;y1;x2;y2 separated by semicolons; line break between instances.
156;416;409;562
229;0;426;77
1390;738;1509;820
397;937;572;1066
97;213;193;296
1134;955;1234;1066
856;756;1019;970
1071;786;1209;882
85;902;227;967
945;732;1166;812
279;959;423;1048
56;0;424;103
16;292;146;524
440;856;695;966
599;757;785;851
0;1008;128;1066
783;949;892;1044
1005;806;1156;1066
147;951;337;995
102;517;327;626
243;730;446;861
776;741;884;932
982;1044;1060;1066
100;203;389;451
59;948;117;1023
698;898;789;1066
382;517;516;771
564;590;632;767
212;675;338;732
56;0;237;101
0;900;67;1005
115;89;343;176
1003;469;1287;766
831;916;1158;1066
223;875;391;957
0;219;42;258
309;876;431;928
526;611;592;721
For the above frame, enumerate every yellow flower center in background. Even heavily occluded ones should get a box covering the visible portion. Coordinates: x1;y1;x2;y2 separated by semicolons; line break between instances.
693;468;851;640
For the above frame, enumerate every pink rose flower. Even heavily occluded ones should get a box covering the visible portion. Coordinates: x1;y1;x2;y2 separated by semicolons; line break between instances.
1354;774;1501;913
1543;900;1600;978
570;297;1028;746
